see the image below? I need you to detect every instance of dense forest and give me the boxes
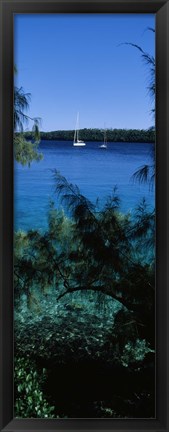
[23,127,155,143]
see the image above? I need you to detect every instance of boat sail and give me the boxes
[73,112,86,146]
[99,126,107,149]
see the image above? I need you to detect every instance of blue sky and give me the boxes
[14,14,155,131]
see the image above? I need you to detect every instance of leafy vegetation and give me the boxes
[14,70,43,166]
[123,33,155,115]
[14,357,55,418]
[124,29,155,185]
[14,172,155,418]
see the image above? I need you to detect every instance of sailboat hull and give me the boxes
[73,142,86,146]
[99,144,107,148]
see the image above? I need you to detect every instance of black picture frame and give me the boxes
[0,0,169,431]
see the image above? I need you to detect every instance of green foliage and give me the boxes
[14,135,43,167]
[14,357,55,418]
[14,86,31,131]
[124,30,156,185]
[14,173,155,349]
[14,175,155,418]
[121,339,154,368]
[23,127,155,143]
[132,163,155,188]
[123,40,155,113]
[14,86,41,141]
[14,79,42,165]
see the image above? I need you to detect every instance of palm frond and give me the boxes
[147,27,155,33]
[14,87,41,142]
[53,170,95,217]
[121,42,155,105]
[132,164,155,186]
[123,43,155,68]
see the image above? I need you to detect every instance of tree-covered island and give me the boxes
[23,128,155,143]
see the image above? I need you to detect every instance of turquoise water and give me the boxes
[14,140,155,231]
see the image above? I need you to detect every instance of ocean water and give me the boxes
[14,140,155,231]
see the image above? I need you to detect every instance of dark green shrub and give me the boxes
[14,357,55,418]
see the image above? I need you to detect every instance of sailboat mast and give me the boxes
[77,111,79,142]
[73,127,76,144]
[73,112,78,143]
[104,128,107,144]
[73,112,86,146]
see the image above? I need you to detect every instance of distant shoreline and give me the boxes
[23,128,155,144]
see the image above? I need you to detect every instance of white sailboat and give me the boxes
[99,127,107,149]
[73,112,86,146]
